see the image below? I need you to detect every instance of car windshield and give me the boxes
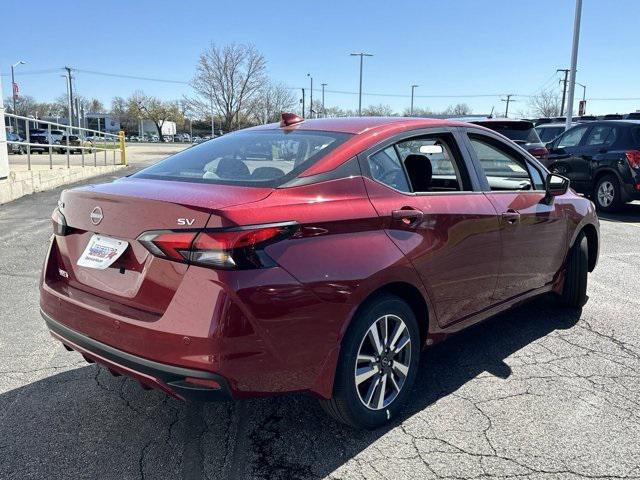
[134,129,352,186]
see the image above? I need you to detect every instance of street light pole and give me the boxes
[321,83,327,117]
[307,74,313,118]
[575,82,586,102]
[565,0,583,130]
[576,82,587,115]
[350,52,373,116]
[410,84,418,116]
[10,61,26,131]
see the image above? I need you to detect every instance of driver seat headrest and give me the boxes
[403,154,433,192]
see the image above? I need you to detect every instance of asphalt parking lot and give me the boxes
[1,163,640,479]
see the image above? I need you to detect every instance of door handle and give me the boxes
[501,209,520,225]
[392,208,424,225]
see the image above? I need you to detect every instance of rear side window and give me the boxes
[469,136,534,191]
[134,130,352,186]
[585,126,617,147]
[369,147,411,192]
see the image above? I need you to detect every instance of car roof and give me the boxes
[247,116,466,135]
[471,118,535,128]
[537,122,576,128]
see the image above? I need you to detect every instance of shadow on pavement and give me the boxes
[597,201,640,223]
[0,296,581,480]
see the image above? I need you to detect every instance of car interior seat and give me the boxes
[403,154,433,192]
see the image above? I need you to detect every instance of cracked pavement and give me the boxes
[1,164,640,479]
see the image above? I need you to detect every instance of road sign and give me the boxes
[578,100,586,116]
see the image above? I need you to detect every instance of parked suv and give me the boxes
[471,119,549,163]
[41,115,599,429]
[546,120,640,211]
[29,129,66,153]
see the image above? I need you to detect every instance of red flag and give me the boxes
[12,82,19,97]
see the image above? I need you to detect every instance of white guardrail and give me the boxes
[5,113,126,170]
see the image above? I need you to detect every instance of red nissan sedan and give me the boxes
[40,114,599,429]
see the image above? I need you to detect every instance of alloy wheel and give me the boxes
[354,314,412,410]
[597,180,615,207]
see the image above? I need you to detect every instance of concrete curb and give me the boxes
[0,164,127,205]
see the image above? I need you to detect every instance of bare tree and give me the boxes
[190,43,267,132]
[442,103,472,116]
[529,89,561,117]
[128,91,182,141]
[402,106,433,117]
[247,82,297,124]
[361,104,396,116]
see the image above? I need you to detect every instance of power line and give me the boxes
[73,68,190,85]
[0,68,62,77]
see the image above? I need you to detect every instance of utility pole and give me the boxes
[350,52,373,116]
[565,0,583,130]
[64,66,74,128]
[321,83,327,117]
[307,74,313,118]
[410,84,418,116]
[301,88,305,118]
[501,94,515,117]
[557,68,570,116]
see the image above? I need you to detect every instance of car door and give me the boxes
[547,124,590,192]
[360,129,502,327]
[577,124,619,191]
[465,131,568,301]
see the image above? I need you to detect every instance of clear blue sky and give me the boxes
[1,0,639,116]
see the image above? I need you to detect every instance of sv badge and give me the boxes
[177,218,196,226]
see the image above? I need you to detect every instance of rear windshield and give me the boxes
[536,126,565,143]
[134,129,352,186]
[478,122,541,144]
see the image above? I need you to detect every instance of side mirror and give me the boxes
[544,173,569,202]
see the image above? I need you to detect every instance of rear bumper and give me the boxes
[42,309,233,402]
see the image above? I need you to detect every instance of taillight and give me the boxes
[51,208,67,236]
[529,147,549,160]
[137,223,297,270]
[625,150,640,169]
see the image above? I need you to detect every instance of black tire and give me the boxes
[560,233,588,308]
[319,294,420,429]
[594,174,623,212]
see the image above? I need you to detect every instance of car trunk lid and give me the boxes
[51,178,272,314]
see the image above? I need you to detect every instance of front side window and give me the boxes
[557,126,588,148]
[585,126,617,147]
[133,130,352,186]
[368,135,470,193]
[469,136,534,191]
[395,136,469,192]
